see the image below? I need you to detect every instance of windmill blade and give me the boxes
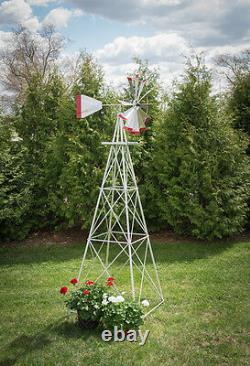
[118,99,133,106]
[138,87,154,103]
[127,76,134,97]
[138,107,150,126]
[137,79,146,100]
[76,95,102,119]
[134,75,140,101]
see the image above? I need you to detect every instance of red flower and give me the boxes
[107,281,113,287]
[70,278,78,285]
[85,280,94,286]
[83,290,90,295]
[60,286,68,295]
[107,277,114,282]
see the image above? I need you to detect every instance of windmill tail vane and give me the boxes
[74,74,163,317]
[75,74,151,135]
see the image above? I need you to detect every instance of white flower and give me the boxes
[121,291,126,295]
[142,299,150,307]
[103,293,108,299]
[102,299,109,305]
[107,295,125,304]
[116,295,125,303]
[94,304,99,309]
[108,296,117,303]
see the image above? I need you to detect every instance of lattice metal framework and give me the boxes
[77,114,164,316]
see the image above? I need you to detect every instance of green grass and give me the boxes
[0,240,249,365]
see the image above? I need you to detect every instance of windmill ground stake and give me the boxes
[76,75,164,316]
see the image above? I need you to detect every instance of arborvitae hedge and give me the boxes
[0,57,249,241]
[151,59,249,239]
[0,114,32,240]
[45,54,116,229]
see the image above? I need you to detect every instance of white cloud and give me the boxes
[70,0,250,46]
[0,0,32,24]
[0,1,83,31]
[94,32,249,91]
[101,61,183,90]
[94,33,190,89]
[95,33,189,65]
[0,0,40,31]
[42,7,83,28]
[0,31,12,49]
[27,0,59,5]
[99,59,189,93]
[22,16,41,32]
[141,0,182,4]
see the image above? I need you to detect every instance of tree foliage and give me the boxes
[0,34,249,241]
[0,26,63,102]
[216,49,250,139]
[44,53,116,228]
[122,59,163,229]
[152,58,249,239]
[229,71,250,138]
[0,112,32,240]
[14,73,66,230]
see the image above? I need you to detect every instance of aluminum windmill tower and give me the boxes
[76,75,164,316]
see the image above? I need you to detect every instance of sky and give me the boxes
[0,0,249,89]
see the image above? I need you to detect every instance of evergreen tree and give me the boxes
[216,49,250,227]
[46,53,116,228]
[216,49,250,149]
[15,73,65,229]
[122,59,163,230]
[229,71,250,139]
[0,113,32,240]
[153,57,249,239]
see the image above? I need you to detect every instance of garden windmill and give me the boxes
[76,74,164,317]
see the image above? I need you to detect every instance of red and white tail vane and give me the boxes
[76,95,102,119]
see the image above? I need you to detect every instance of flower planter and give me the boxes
[60,278,146,332]
[77,311,99,329]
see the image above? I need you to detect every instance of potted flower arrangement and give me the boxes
[101,294,144,332]
[60,277,149,331]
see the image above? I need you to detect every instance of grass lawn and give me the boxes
[0,239,249,365]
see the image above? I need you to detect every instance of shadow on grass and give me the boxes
[0,317,100,366]
[0,240,236,267]
[0,333,51,366]
[52,317,100,341]
[0,243,82,266]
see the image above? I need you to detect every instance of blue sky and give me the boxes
[0,0,155,53]
[0,0,249,87]
[62,15,155,54]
